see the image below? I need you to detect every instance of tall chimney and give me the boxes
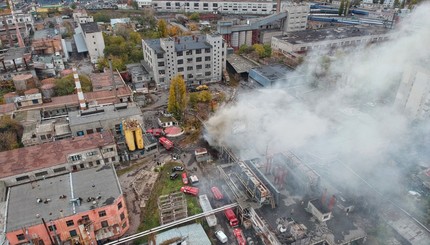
[72,67,87,110]
[108,58,118,103]
[328,195,336,211]
[276,0,281,14]
[321,188,327,205]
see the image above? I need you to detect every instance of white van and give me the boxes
[215,230,228,244]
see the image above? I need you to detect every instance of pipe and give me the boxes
[41,218,55,245]
[12,59,17,72]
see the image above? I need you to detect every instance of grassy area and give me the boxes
[136,162,203,244]
[116,159,148,177]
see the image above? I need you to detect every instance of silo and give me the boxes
[13,74,35,91]
[135,126,144,150]
[41,83,56,99]
[231,32,239,48]
[41,78,56,86]
[122,120,136,152]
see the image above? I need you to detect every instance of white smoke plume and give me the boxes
[205,3,430,196]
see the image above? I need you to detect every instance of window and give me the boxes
[177,59,183,64]
[196,57,202,62]
[118,201,123,210]
[205,56,211,61]
[157,54,163,59]
[69,230,77,237]
[77,131,84,136]
[16,175,29,182]
[40,135,46,140]
[111,157,116,162]
[105,147,114,152]
[89,162,94,167]
[177,51,183,56]
[196,65,202,70]
[178,67,184,72]
[70,155,82,162]
[205,64,211,69]
[120,212,125,221]
[101,220,109,227]
[32,99,39,104]
[79,163,85,169]
[66,220,74,227]
[196,49,201,54]
[187,66,193,71]
[96,160,101,165]
[205,71,212,76]
[82,215,89,221]
[48,224,57,231]
[17,234,25,241]
[205,48,210,53]
[175,2,180,6]
[158,62,165,67]
[203,3,208,7]
[194,3,198,7]
[187,58,193,63]
[86,129,94,134]
[35,171,48,177]
[96,127,103,132]
[166,2,170,6]
[54,167,66,173]
[99,210,107,217]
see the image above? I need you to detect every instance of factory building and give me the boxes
[271,26,390,55]
[0,131,119,186]
[74,22,105,64]
[4,165,129,245]
[217,3,310,50]
[142,34,226,88]
[248,64,293,87]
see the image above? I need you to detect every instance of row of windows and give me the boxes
[15,166,67,182]
[162,2,274,8]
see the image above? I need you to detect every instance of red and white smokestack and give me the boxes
[322,188,327,205]
[73,67,87,110]
[328,195,336,211]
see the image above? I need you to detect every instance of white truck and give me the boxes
[198,194,217,227]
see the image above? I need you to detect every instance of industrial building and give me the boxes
[394,65,430,120]
[90,70,126,92]
[151,223,211,245]
[68,103,143,137]
[271,26,390,55]
[217,3,310,50]
[248,64,293,87]
[0,131,119,186]
[126,62,153,94]
[142,34,226,88]
[74,22,105,64]
[4,165,129,245]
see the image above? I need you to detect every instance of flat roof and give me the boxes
[0,131,115,179]
[250,64,293,83]
[274,26,389,45]
[155,223,211,245]
[90,72,124,89]
[144,35,212,54]
[227,54,258,74]
[68,104,141,126]
[6,165,122,232]
[80,22,100,33]
[33,28,58,39]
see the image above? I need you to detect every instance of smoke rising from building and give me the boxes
[205,3,430,197]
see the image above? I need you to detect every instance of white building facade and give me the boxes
[80,22,105,63]
[280,3,310,32]
[152,0,278,15]
[136,0,153,8]
[142,34,226,88]
[394,66,430,120]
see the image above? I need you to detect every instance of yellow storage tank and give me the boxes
[135,127,144,150]
[123,121,136,151]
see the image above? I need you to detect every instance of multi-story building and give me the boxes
[136,0,152,8]
[142,34,226,88]
[271,26,390,55]
[75,22,105,63]
[4,165,129,245]
[152,0,278,15]
[0,131,119,186]
[280,3,309,32]
[394,65,430,120]
[0,12,33,47]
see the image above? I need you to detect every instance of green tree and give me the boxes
[157,19,168,38]
[93,12,111,23]
[97,56,126,72]
[394,0,400,7]
[198,90,212,103]
[339,0,345,16]
[188,92,199,109]
[54,74,92,96]
[263,44,272,58]
[189,13,200,21]
[132,0,139,10]
[70,3,77,10]
[167,75,187,120]
[238,44,250,54]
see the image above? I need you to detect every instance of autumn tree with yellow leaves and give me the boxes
[167,75,188,120]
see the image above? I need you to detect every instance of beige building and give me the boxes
[75,22,105,63]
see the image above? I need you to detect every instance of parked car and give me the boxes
[170,173,179,180]
[172,166,184,172]
[182,172,188,185]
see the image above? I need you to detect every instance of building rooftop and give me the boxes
[154,223,211,245]
[275,26,389,45]
[90,72,124,90]
[250,64,293,86]
[0,131,115,179]
[3,47,29,61]
[227,54,258,74]
[68,103,142,127]
[33,28,58,40]
[158,116,177,123]
[81,22,100,33]
[74,33,88,53]
[6,165,122,232]
[144,35,212,54]
[0,104,15,115]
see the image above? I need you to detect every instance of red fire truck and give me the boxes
[211,186,224,200]
[182,172,188,185]
[159,137,173,150]
[224,208,239,227]
[180,186,199,196]
[233,228,246,245]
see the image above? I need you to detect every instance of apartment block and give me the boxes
[142,34,226,88]
[5,165,129,245]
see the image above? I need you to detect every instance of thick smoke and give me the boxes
[205,3,430,196]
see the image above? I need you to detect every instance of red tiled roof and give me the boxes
[3,92,17,99]
[0,103,16,114]
[41,78,56,85]
[0,131,115,179]
[24,88,40,95]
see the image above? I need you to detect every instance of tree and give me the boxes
[198,90,212,103]
[379,0,385,4]
[0,116,23,152]
[263,44,272,58]
[168,25,181,37]
[344,0,350,16]
[70,3,77,10]
[54,74,92,96]
[238,44,249,54]
[253,44,265,58]
[189,13,200,21]
[157,19,168,38]
[394,0,401,7]
[339,0,345,16]
[93,12,111,23]
[167,75,187,120]
[132,0,139,10]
